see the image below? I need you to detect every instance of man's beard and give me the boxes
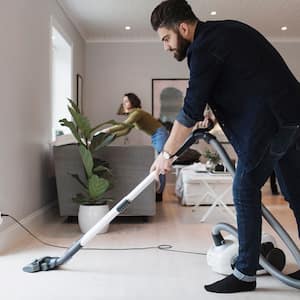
[172,33,190,61]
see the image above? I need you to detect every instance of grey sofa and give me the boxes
[53,144,156,217]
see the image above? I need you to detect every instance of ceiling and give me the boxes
[57,0,300,42]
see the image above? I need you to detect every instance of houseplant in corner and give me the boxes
[59,99,131,233]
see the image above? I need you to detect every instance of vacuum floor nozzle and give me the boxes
[23,256,59,273]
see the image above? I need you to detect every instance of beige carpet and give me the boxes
[0,184,299,300]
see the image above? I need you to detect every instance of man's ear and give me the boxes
[178,22,189,38]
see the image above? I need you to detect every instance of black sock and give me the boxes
[204,274,256,293]
[288,270,300,279]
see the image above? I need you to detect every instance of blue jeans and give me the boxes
[233,125,300,282]
[151,127,169,194]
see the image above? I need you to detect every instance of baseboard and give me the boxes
[0,202,56,254]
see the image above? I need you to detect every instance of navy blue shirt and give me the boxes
[177,20,300,171]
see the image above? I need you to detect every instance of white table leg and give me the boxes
[199,180,235,222]
[200,200,220,222]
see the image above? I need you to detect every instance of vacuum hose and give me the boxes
[211,223,300,289]
[176,127,300,289]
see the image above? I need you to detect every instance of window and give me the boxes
[51,22,73,141]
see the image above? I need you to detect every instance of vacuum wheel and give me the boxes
[261,242,286,272]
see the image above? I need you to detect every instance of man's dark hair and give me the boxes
[124,93,142,108]
[151,0,198,31]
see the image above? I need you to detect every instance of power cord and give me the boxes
[1,213,207,256]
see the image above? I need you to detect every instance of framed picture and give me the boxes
[152,78,188,123]
[76,74,83,113]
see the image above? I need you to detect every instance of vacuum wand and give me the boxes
[23,120,217,273]
[23,171,157,273]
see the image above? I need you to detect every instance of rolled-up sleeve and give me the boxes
[176,108,197,128]
[176,44,224,127]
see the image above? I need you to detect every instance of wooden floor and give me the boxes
[0,183,299,300]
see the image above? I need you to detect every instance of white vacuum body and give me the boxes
[207,233,277,275]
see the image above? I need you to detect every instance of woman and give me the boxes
[102,93,169,201]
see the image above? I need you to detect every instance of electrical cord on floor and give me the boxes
[1,213,207,256]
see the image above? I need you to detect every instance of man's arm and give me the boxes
[163,120,193,155]
[150,40,224,178]
[150,120,193,176]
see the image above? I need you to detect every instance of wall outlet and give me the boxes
[0,212,3,225]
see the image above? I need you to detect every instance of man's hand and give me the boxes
[150,153,174,181]
[196,115,215,129]
[149,120,193,181]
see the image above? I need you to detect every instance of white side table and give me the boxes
[172,164,188,176]
[180,169,235,222]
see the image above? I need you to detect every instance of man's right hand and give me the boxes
[149,120,193,181]
[150,152,174,182]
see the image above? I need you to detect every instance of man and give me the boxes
[150,0,300,294]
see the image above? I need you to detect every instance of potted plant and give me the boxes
[59,99,130,233]
[203,149,221,172]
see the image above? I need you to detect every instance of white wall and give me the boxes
[273,41,300,81]
[0,0,85,231]
[84,42,189,145]
[84,40,300,146]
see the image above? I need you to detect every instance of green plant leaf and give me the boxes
[93,160,114,189]
[68,106,91,139]
[79,145,94,177]
[204,149,220,164]
[69,173,88,190]
[94,169,113,190]
[94,157,109,167]
[93,197,114,205]
[72,193,91,205]
[93,165,112,175]
[88,175,109,199]
[67,98,80,114]
[72,193,113,205]
[59,118,83,145]
[90,132,116,152]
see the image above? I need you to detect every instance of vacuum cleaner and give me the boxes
[23,126,300,289]
[178,128,300,289]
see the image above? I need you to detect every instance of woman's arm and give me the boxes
[101,123,132,136]
[99,109,143,138]
[101,110,142,135]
